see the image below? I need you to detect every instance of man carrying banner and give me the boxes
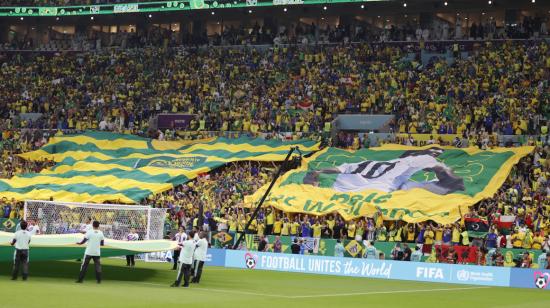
[11,220,31,281]
[191,232,208,284]
[171,231,196,288]
[76,221,104,284]
[303,148,465,195]
[172,226,187,270]
[125,228,139,267]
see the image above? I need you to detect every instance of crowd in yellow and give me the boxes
[0,41,549,270]
[1,42,548,139]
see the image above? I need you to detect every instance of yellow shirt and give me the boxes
[347,224,356,238]
[326,219,335,231]
[435,228,443,242]
[281,222,289,236]
[424,230,435,245]
[394,227,402,242]
[237,219,246,232]
[257,224,265,236]
[461,231,470,246]
[512,233,524,248]
[266,213,274,225]
[290,222,300,235]
[522,234,533,249]
[249,219,257,232]
[375,215,384,228]
[452,228,460,243]
[312,224,322,238]
[407,229,415,242]
[273,220,282,234]
[532,236,543,250]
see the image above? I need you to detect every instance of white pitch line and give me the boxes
[193,287,288,298]
[135,282,287,298]
[136,281,489,299]
[289,286,490,299]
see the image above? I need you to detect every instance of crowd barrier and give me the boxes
[5,126,547,147]
[205,248,550,290]
[211,232,547,267]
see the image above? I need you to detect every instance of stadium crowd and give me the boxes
[0,38,549,267]
[3,126,550,267]
[1,41,549,138]
[147,145,549,269]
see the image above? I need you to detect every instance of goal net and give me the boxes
[24,200,168,261]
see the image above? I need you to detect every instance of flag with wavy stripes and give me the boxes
[0,131,319,204]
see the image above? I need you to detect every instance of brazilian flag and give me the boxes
[0,131,319,204]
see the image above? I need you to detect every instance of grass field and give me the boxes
[0,259,549,308]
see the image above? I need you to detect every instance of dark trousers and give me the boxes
[172,250,180,269]
[77,255,101,283]
[174,262,191,287]
[266,224,273,236]
[192,260,204,283]
[12,249,29,280]
[126,255,135,266]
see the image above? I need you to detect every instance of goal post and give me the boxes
[23,200,168,262]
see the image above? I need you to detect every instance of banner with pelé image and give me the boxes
[246,145,533,224]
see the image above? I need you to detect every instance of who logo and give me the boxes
[456,270,470,281]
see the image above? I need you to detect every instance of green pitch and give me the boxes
[0,259,548,308]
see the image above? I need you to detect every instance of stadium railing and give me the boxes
[1,37,548,53]
[211,232,547,268]
[3,127,547,147]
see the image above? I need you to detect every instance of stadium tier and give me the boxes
[2,0,377,16]
[0,0,549,303]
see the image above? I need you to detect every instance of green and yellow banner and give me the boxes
[0,131,319,204]
[247,145,533,224]
[0,231,177,262]
[0,218,19,232]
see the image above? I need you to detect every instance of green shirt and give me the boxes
[365,246,377,259]
[411,250,423,262]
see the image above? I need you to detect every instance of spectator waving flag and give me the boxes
[464,217,489,237]
[496,215,516,234]
[297,98,314,111]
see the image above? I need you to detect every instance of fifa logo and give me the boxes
[416,267,444,279]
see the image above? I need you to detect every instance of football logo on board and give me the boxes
[534,272,549,289]
[244,252,257,269]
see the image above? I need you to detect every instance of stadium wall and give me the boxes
[206,249,550,290]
